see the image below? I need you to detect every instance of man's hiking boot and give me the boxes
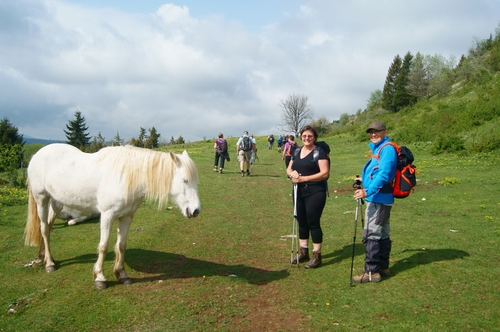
[304,251,322,269]
[219,168,223,174]
[352,271,381,284]
[380,268,390,277]
[213,167,218,172]
[241,170,245,177]
[246,169,250,176]
[291,246,309,264]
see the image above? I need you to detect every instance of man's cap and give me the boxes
[243,131,249,135]
[366,121,387,133]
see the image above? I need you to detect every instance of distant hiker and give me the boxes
[353,121,397,283]
[250,134,256,164]
[236,131,256,176]
[213,132,229,174]
[267,134,275,149]
[282,135,298,173]
[287,125,329,269]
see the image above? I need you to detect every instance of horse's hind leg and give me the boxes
[38,203,56,272]
[114,215,133,285]
[93,212,114,289]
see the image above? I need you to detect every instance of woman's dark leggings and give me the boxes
[214,151,225,168]
[295,190,326,243]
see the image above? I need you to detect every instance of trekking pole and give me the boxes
[350,175,364,285]
[290,184,299,267]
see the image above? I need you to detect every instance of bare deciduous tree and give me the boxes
[279,93,314,134]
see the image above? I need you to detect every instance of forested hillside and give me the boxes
[328,25,500,154]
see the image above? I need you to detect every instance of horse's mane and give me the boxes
[93,145,197,209]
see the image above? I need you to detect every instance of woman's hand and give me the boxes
[290,170,301,183]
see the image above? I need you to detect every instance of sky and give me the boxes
[1,0,499,142]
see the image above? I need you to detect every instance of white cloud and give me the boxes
[0,0,499,142]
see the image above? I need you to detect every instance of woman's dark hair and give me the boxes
[300,125,318,141]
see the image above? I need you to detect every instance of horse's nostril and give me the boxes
[185,208,200,218]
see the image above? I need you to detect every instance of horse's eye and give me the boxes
[183,179,188,184]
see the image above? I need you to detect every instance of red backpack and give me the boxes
[374,142,417,198]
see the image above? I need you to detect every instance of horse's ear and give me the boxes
[169,151,181,167]
[182,150,189,157]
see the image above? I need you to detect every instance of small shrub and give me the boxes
[430,134,465,155]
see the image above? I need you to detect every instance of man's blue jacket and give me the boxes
[361,136,398,204]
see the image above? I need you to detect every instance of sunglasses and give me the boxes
[301,135,314,139]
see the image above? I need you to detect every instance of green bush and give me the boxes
[430,134,465,155]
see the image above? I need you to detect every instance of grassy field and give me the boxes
[1,135,499,331]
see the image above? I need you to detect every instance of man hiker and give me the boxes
[353,121,397,283]
[236,131,256,176]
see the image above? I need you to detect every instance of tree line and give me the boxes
[64,110,185,151]
[0,112,186,186]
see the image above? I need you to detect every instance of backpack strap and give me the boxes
[293,145,301,158]
[371,142,398,194]
[372,142,399,160]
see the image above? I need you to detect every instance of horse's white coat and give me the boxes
[25,144,200,288]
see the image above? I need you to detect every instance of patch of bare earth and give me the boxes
[231,282,311,332]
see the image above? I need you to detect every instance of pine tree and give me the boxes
[381,55,402,112]
[64,111,91,149]
[111,131,124,146]
[0,117,24,146]
[88,132,106,152]
[144,127,160,149]
[393,51,414,111]
[407,52,429,100]
[176,135,185,144]
[0,117,25,176]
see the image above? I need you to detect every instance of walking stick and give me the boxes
[290,184,299,267]
[350,176,364,285]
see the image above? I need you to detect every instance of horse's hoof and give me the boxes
[119,277,133,285]
[45,266,56,273]
[95,281,107,289]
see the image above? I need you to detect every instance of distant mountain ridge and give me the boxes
[24,137,65,145]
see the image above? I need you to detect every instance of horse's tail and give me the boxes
[24,184,42,247]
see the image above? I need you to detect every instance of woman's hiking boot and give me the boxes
[304,251,322,269]
[291,246,309,264]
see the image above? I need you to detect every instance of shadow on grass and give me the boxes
[391,248,470,276]
[320,245,470,276]
[321,243,365,267]
[124,248,289,285]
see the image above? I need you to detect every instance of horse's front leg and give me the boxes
[114,215,133,285]
[37,204,56,272]
[93,212,114,289]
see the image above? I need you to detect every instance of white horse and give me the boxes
[49,203,99,225]
[25,144,200,289]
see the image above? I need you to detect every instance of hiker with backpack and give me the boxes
[267,134,275,149]
[282,135,298,174]
[213,132,229,174]
[287,125,329,269]
[236,131,256,176]
[352,121,398,284]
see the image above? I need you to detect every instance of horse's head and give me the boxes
[169,150,200,218]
